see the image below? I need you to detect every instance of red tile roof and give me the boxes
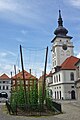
[61,56,79,70]
[0,73,10,80]
[46,72,53,77]
[12,70,37,80]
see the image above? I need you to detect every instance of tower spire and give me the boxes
[58,10,63,26]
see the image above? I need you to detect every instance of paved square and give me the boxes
[0,101,80,120]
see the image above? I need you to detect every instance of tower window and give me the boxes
[70,72,74,81]
[54,76,55,83]
[55,60,56,65]
[53,62,54,67]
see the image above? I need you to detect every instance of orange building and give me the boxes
[11,70,38,91]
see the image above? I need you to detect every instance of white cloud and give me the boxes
[77,52,80,58]
[0,52,7,57]
[0,0,18,12]
[0,0,50,27]
[7,51,16,56]
[0,50,16,58]
[67,0,80,8]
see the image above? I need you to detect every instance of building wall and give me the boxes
[46,70,76,100]
[76,82,80,102]
[0,79,11,98]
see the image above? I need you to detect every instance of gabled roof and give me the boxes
[12,70,37,80]
[61,56,79,70]
[0,73,10,80]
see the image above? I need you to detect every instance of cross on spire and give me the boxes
[58,10,63,26]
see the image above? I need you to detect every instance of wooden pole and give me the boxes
[20,45,27,104]
[14,65,17,91]
[42,46,48,104]
[14,65,17,115]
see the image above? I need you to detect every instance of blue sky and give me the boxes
[0,0,80,77]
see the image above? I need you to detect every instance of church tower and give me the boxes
[51,10,74,72]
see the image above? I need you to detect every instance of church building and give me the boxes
[46,10,80,100]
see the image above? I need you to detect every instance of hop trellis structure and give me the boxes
[8,45,61,116]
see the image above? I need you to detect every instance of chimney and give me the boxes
[29,69,31,74]
[10,72,12,78]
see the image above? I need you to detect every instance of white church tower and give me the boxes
[46,10,79,100]
[51,10,74,72]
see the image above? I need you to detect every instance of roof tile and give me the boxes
[0,73,10,80]
[12,70,37,80]
[61,56,79,70]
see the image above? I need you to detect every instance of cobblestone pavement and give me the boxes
[0,101,80,120]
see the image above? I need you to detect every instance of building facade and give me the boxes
[12,70,38,91]
[75,60,80,102]
[46,10,80,100]
[0,73,11,101]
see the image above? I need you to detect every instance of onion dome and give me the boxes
[54,10,68,36]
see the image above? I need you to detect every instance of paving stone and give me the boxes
[0,101,80,120]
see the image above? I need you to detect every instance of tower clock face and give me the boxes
[62,44,67,50]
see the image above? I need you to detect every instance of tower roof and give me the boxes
[54,10,68,36]
[51,10,72,43]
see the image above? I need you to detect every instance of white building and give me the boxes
[46,10,80,100]
[75,60,80,102]
[0,73,11,101]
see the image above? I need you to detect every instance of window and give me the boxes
[71,86,74,88]
[56,75,58,82]
[70,72,74,81]
[3,81,5,83]
[60,91,61,99]
[51,76,53,83]
[0,86,1,90]
[59,74,60,81]
[3,86,5,90]
[6,86,8,90]
[54,76,55,83]
[49,89,53,97]
[55,60,56,65]
[55,91,56,99]
[53,62,54,67]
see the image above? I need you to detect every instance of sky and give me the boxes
[0,0,80,77]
